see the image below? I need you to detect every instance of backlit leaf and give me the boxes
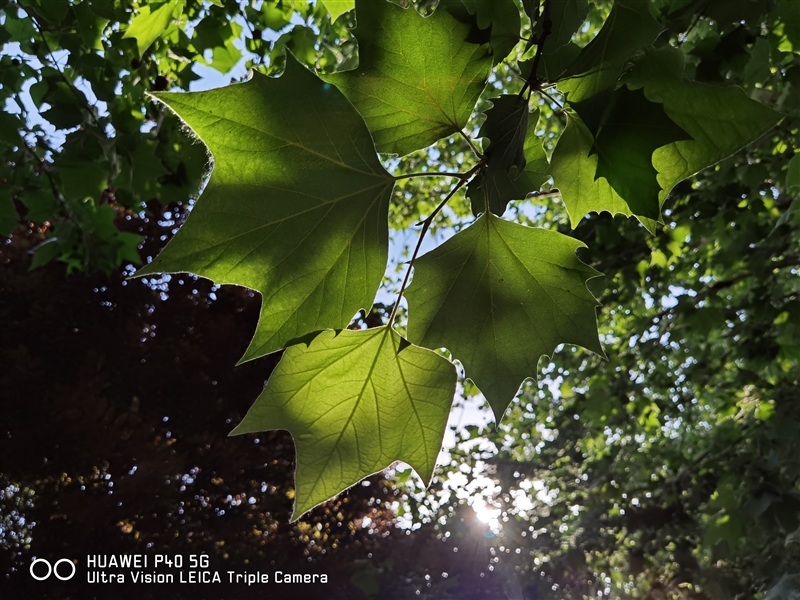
[548,112,632,227]
[406,213,603,420]
[477,94,529,174]
[558,0,662,102]
[570,85,692,219]
[468,111,549,216]
[230,326,457,520]
[625,45,784,205]
[136,56,395,362]
[320,0,354,22]
[123,0,181,56]
[534,0,589,52]
[440,0,522,65]
[324,0,492,156]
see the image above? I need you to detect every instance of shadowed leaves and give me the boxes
[406,213,603,420]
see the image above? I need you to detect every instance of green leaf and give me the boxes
[323,0,492,156]
[531,41,582,82]
[787,153,800,194]
[123,0,181,56]
[21,190,59,223]
[535,0,589,52]
[320,0,354,22]
[468,110,549,216]
[203,22,243,74]
[30,238,60,270]
[477,94,529,174]
[136,56,395,362]
[625,45,784,205]
[440,0,522,65]
[548,112,633,227]
[406,213,603,420]
[230,326,457,520]
[570,85,692,219]
[558,0,662,102]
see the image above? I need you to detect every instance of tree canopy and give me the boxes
[1,0,798,599]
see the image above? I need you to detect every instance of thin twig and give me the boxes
[528,188,561,200]
[519,0,552,98]
[394,171,470,181]
[539,87,565,110]
[459,129,483,158]
[30,16,99,125]
[389,163,482,324]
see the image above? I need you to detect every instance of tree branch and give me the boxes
[519,0,552,98]
[389,161,483,324]
[394,171,470,181]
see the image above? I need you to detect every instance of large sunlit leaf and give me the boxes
[548,112,632,227]
[570,85,692,219]
[136,56,395,362]
[123,0,182,56]
[625,45,783,205]
[324,0,492,156]
[406,213,603,420]
[558,0,662,102]
[468,111,549,216]
[230,326,457,520]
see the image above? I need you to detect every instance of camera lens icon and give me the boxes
[30,558,76,581]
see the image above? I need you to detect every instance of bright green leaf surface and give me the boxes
[570,85,692,219]
[559,0,662,102]
[136,57,395,362]
[549,113,633,227]
[123,0,180,56]
[320,0,354,22]
[625,46,783,204]
[468,111,549,216]
[406,213,603,420]
[230,326,457,520]
[324,0,492,156]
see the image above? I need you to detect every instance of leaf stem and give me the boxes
[30,16,99,126]
[539,88,565,110]
[389,162,482,325]
[459,130,483,158]
[394,171,470,181]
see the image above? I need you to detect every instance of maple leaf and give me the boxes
[406,213,604,420]
[231,327,456,520]
[137,56,395,362]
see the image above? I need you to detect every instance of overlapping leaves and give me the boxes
[323,0,492,157]
[132,0,783,520]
